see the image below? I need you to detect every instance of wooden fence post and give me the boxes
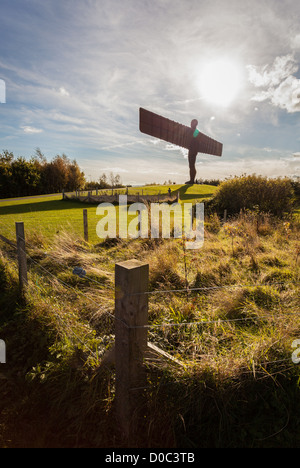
[224,209,227,223]
[83,209,88,242]
[115,259,149,441]
[15,222,28,294]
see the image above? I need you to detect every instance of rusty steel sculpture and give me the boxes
[139,107,223,184]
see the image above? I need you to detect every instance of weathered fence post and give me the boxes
[224,209,227,223]
[83,209,88,242]
[15,222,28,294]
[115,259,149,441]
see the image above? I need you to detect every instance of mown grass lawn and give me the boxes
[0,184,218,245]
[0,194,99,244]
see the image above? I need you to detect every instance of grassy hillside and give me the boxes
[0,198,299,447]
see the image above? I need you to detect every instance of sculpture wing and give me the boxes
[139,107,222,157]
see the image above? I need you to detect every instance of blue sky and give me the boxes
[0,0,299,185]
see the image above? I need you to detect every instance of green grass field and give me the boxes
[0,184,218,245]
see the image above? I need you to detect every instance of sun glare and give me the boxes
[199,59,242,107]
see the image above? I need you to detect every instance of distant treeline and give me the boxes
[0,149,85,198]
[144,178,222,186]
[85,172,124,191]
[0,149,124,198]
[197,178,221,186]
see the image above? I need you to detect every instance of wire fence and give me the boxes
[1,227,299,350]
[2,230,298,317]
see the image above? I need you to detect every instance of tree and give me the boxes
[0,150,14,197]
[108,172,123,188]
[109,172,115,187]
[68,160,85,190]
[0,149,87,197]
[99,173,109,189]
[33,147,47,164]
[10,157,41,197]
[43,154,70,193]
[114,174,122,187]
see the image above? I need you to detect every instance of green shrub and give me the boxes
[291,180,300,201]
[210,175,295,217]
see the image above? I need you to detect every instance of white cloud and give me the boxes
[291,34,300,50]
[101,140,144,151]
[247,54,300,113]
[271,75,300,112]
[100,166,129,173]
[21,126,43,134]
[58,87,70,97]
[248,55,297,88]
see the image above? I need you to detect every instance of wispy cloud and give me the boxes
[21,126,43,134]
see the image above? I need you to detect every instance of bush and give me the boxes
[210,175,295,217]
[291,180,300,201]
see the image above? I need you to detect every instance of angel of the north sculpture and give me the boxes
[139,107,223,184]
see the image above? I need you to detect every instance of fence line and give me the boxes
[0,226,298,332]
[0,233,17,248]
[8,242,300,331]
[11,236,300,331]
[130,281,297,296]
[5,228,296,298]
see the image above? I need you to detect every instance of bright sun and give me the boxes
[199,59,242,107]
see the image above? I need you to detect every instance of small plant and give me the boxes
[205,213,221,233]
[224,224,241,256]
[295,245,300,265]
[283,221,291,237]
